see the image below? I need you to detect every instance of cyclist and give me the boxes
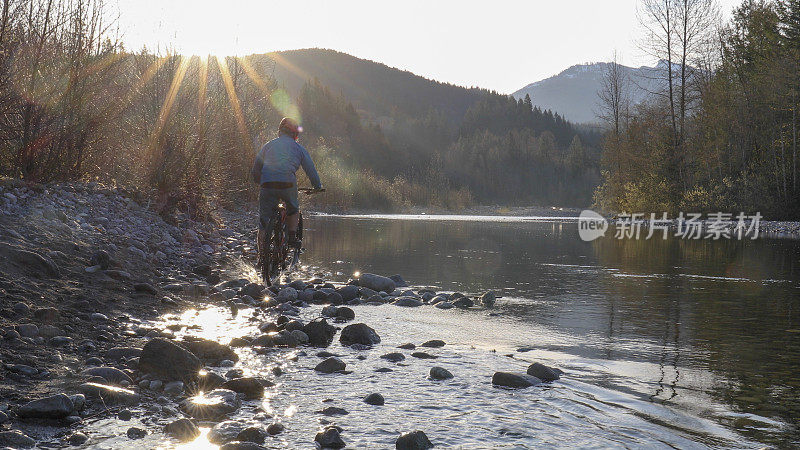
[252,117,322,250]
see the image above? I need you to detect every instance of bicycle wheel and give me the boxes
[288,212,303,270]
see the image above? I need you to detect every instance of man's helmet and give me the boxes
[278,117,302,140]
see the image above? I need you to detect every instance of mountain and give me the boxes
[511,62,666,124]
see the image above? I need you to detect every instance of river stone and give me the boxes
[106,346,142,360]
[380,352,406,362]
[219,442,267,450]
[340,323,380,346]
[393,297,423,307]
[237,426,267,443]
[90,250,111,269]
[3,246,60,278]
[452,298,474,308]
[315,357,346,373]
[17,394,74,419]
[208,420,248,445]
[396,430,433,449]
[357,273,396,293]
[17,323,38,338]
[303,319,337,347]
[181,389,241,420]
[480,291,496,307]
[127,427,147,439]
[319,406,349,416]
[290,329,309,344]
[411,352,437,359]
[81,367,133,385]
[0,430,35,448]
[491,372,542,388]
[363,393,385,405]
[181,337,239,364]
[398,343,416,350]
[434,302,454,309]
[336,306,355,320]
[164,381,185,395]
[315,426,345,449]
[79,383,140,404]
[164,418,201,441]
[133,282,158,295]
[421,340,445,348]
[389,274,409,287]
[198,371,227,391]
[221,377,265,399]
[336,285,359,302]
[67,431,89,446]
[430,367,454,380]
[139,338,202,381]
[266,423,285,435]
[321,305,338,317]
[526,362,561,382]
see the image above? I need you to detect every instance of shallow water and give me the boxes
[87,214,800,448]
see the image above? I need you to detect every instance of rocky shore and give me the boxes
[0,180,563,449]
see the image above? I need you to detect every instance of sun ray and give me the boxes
[146,55,191,158]
[236,55,270,97]
[215,55,250,148]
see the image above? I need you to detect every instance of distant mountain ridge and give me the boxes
[512,61,667,124]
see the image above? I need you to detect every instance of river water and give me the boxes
[88,214,800,448]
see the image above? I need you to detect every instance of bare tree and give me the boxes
[598,51,630,136]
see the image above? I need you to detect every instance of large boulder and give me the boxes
[340,323,380,346]
[480,291,496,307]
[429,367,453,380]
[181,337,239,364]
[180,389,241,420]
[315,426,345,449]
[138,338,202,381]
[336,285,359,302]
[526,362,561,382]
[491,372,542,388]
[356,273,395,293]
[302,319,337,347]
[396,430,433,449]
[17,394,74,419]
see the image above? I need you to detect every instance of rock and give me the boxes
[79,383,140,404]
[81,367,133,385]
[314,357,346,374]
[396,430,433,449]
[339,323,380,346]
[221,377,265,399]
[480,291,496,307]
[335,306,355,320]
[357,273,396,293]
[526,362,561,382]
[90,250,111,269]
[0,430,35,448]
[290,329,309,344]
[434,302,454,309]
[0,411,7,424]
[6,364,37,376]
[363,393,385,405]
[164,380,185,395]
[138,338,202,381]
[393,297,423,307]
[104,269,132,281]
[321,305,338,317]
[3,245,60,277]
[198,370,227,391]
[34,307,60,322]
[266,422,284,435]
[491,372,542,388]
[69,394,85,411]
[276,287,298,303]
[389,274,409,287]
[411,352,437,359]
[421,340,445,348]
[127,427,147,439]
[181,337,239,364]
[315,426,345,449]
[118,409,132,420]
[398,343,416,350]
[89,312,108,322]
[150,379,163,391]
[133,282,158,295]
[336,285,359,302]
[50,335,73,346]
[429,367,453,380]
[106,346,142,360]
[164,418,201,441]
[17,323,38,338]
[219,442,267,450]
[17,394,74,419]
[67,431,89,446]
[180,389,241,419]
[303,319,337,347]
[209,420,247,445]
[237,426,267,443]
[319,406,349,416]
[380,352,406,363]
[452,298,474,308]
[12,301,30,315]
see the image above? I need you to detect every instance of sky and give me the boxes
[113,0,742,94]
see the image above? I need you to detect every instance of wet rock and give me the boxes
[198,370,227,391]
[339,323,380,346]
[449,292,466,300]
[222,377,265,399]
[315,425,345,449]
[336,285,359,302]
[182,337,239,364]
[396,430,433,449]
[219,442,267,450]
[375,367,394,373]
[164,381,185,395]
[164,418,201,441]
[357,273,396,293]
[393,297,423,307]
[321,305,338,317]
[452,298,474,308]
[335,306,355,321]
[229,337,250,347]
[434,302,454,309]
[17,393,74,419]
[106,346,142,360]
[69,394,85,411]
[139,338,202,381]
[237,426,267,443]
[118,409,132,421]
[127,427,147,439]
[133,282,158,295]
[380,352,406,363]
[429,367,453,380]
[180,389,241,420]
[79,382,140,404]
[81,367,133,385]
[239,283,264,298]
[302,319,337,347]
[266,422,284,435]
[491,372,542,388]
[318,406,349,416]
[314,357,346,374]
[389,274,409,287]
[421,340,445,348]
[526,362,561,382]
[363,393,385,405]
[0,430,35,448]
[411,352,437,359]
[480,290,496,307]
[276,287,298,303]
[67,431,89,446]
[209,420,247,445]
[398,343,416,350]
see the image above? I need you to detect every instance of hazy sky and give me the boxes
[114,0,742,94]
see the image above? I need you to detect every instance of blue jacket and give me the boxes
[251,134,322,188]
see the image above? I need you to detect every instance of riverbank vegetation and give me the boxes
[595,0,800,219]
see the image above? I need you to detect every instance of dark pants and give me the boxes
[258,184,299,230]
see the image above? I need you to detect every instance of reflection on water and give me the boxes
[299,215,800,446]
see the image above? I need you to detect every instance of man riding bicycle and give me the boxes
[251,117,322,250]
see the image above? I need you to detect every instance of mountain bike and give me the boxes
[257,187,324,286]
